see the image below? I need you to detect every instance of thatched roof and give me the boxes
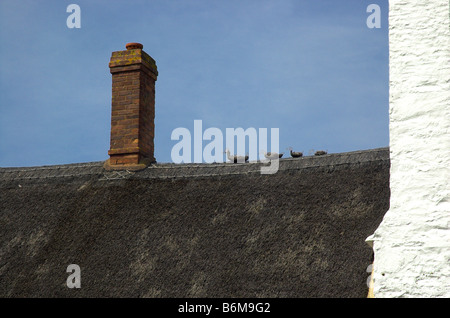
[0,148,389,297]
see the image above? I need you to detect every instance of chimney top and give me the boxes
[126,42,143,50]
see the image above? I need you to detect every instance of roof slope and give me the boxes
[0,148,389,297]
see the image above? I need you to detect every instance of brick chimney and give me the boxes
[105,42,158,170]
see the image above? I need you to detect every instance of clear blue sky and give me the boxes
[0,0,389,167]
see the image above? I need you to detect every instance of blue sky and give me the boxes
[0,0,389,167]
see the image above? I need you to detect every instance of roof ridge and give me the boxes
[0,148,389,182]
[144,147,389,168]
[0,161,104,171]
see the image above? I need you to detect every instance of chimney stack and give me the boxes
[105,42,158,170]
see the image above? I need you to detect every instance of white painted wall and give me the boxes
[367,0,450,297]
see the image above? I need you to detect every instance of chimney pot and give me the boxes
[126,42,143,50]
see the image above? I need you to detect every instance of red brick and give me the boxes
[108,43,157,168]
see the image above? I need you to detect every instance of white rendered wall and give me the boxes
[368,0,450,297]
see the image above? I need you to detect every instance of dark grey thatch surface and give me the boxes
[0,148,389,297]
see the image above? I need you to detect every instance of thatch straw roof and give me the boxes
[0,148,389,297]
